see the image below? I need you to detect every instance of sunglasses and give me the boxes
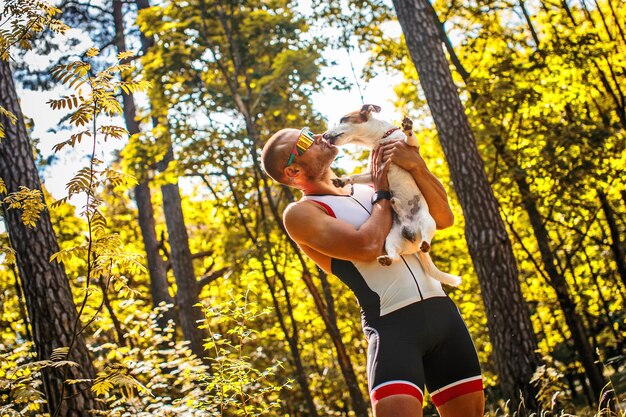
[286,128,315,167]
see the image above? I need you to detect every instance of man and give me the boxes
[261,127,484,417]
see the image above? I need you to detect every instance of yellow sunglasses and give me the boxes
[286,128,315,167]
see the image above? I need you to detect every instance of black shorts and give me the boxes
[363,296,483,406]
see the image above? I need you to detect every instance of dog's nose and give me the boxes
[322,132,331,140]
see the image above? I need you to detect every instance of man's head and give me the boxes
[261,128,338,186]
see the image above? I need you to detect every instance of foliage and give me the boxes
[1,186,45,228]
[0,0,68,60]
[0,344,78,416]
[198,290,290,416]
[3,0,626,416]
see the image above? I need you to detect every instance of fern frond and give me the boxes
[91,375,114,396]
[117,50,136,61]
[118,80,151,95]
[66,167,94,197]
[0,177,6,194]
[50,61,90,89]
[50,360,79,369]
[0,105,17,124]
[47,94,82,111]
[68,103,94,127]
[99,125,128,142]
[90,209,107,239]
[50,347,69,362]
[1,246,16,266]
[2,186,45,227]
[51,130,92,153]
[102,167,137,188]
[85,47,99,57]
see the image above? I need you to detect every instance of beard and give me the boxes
[302,147,339,182]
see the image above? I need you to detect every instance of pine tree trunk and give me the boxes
[134,181,176,325]
[0,59,102,416]
[160,178,207,357]
[135,0,207,357]
[433,5,609,400]
[113,0,175,329]
[598,189,626,288]
[392,0,542,407]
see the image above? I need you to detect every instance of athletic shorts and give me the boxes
[363,296,483,407]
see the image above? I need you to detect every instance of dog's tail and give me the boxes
[417,251,462,287]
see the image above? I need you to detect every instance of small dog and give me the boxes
[323,104,461,287]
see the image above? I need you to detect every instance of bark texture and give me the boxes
[0,59,102,416]
[113,0,175,329]
[432,10,609,402]
[392,0,542,407]
[135,0,207,357]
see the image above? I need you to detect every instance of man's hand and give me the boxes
[379,140,426,175]
[379,140,454,229]
[371,144,391,191]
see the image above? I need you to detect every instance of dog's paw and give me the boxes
[377,255,393,266]
[401,115,414,133]
[332,178,348,188]
[419,241,431,252]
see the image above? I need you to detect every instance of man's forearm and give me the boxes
[409,165,454,228]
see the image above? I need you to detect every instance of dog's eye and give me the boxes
[339,117,348,124]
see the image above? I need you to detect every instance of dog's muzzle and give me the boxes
[322,131,342,144]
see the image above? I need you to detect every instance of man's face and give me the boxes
[284,130,339,175]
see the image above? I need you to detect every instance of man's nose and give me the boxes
[314,133,324,143]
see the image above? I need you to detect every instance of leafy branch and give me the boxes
[43,48,150,416]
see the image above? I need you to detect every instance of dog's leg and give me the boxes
[418,212,437,253]
[332,172,372,188]
[378,222,404,266]
[402,116,419,147]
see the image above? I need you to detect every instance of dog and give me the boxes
[323,104,461,287]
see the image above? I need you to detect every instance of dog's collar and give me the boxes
[381,127,400,139]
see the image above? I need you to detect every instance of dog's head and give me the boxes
[323,104,394,148]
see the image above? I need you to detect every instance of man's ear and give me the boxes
[360,104,381,115]
[284,165,300,180]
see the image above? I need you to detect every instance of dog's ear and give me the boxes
[360,104,382,116]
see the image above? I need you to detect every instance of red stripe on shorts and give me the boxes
[430,377,483,406]
[371,382,423,404]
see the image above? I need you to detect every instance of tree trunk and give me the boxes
[392,0,542,407]
[135,0,207,357]
[134,182,176,325]
[597,189,626,288]
[113,0,175,329]
[160,178,207,357]
[431,5,610,400]
[0,59,102,416]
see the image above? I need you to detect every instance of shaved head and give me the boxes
[261,128,299,185]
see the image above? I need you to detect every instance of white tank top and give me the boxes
[302,184,446,320]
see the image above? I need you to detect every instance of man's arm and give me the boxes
[284,145,393,264]
[283,198,392,263]
[381,140,454,229]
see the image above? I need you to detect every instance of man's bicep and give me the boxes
[284,204,362,260]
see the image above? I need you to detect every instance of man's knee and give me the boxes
[373,394,423,417]
[437,390,485,417]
